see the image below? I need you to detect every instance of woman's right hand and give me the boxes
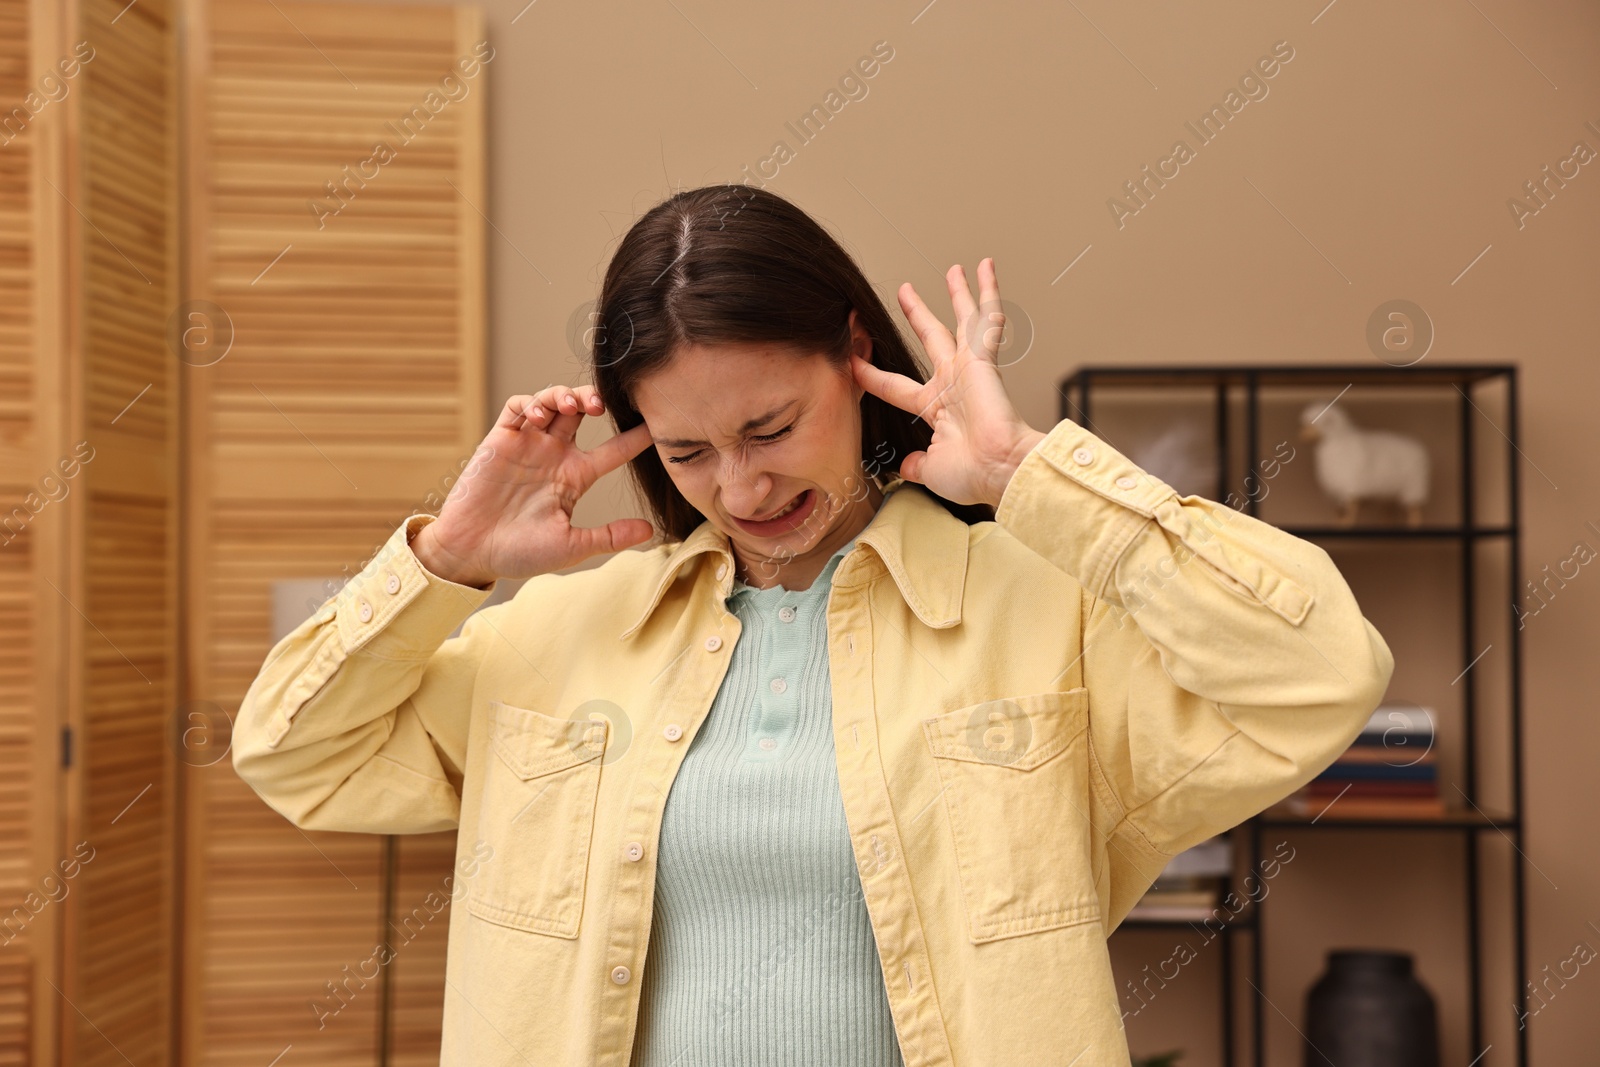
[409,385,657,587]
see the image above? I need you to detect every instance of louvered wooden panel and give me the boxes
[184,2,485,1062]
[0,523,34,1067]
[204,0,485,472]
[0,953,27,1067]
[0,9,34,1006]
[0,528,31,911]
[197,502,397,1065]
[389,831,458,1066]
[65,0,181,1062]
[201,723,385,1065]
[74,493,175,1066]
[0,0,28,444]
[4,1,61,1064]
[7,0,184,1058]
[0,2,35,976]
[83,0,174,443]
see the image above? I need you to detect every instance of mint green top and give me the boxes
[631,496,906,1066]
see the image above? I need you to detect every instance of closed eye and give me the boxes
[667,424,792,465]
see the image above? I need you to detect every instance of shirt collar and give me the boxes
[727,525,860,601]
[618,474,971,640]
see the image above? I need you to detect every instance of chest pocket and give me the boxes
[922,687,1101,943]
[466,700,606,939]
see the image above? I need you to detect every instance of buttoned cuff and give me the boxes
[332,514,499,657]
[994,419,1182,598]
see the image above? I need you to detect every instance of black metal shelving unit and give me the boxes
[1064,364,1527,1067]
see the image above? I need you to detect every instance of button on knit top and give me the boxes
[631,494,907,1067]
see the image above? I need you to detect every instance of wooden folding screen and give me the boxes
[4,0,181,1063]
[0,0,45,1062]
[181,2,485,1063]
[67,0,182,1062]
[0,2,52,1062]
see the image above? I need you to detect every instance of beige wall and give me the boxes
[402,0,1598,1060]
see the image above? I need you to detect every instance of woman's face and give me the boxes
[632,320,884,588]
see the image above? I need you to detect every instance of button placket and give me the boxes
[732,588,787,760]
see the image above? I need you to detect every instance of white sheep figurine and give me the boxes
[1298,401,1430,527]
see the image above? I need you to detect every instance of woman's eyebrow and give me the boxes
[652,401,797,449]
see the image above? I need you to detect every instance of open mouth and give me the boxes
[732,488,817,535]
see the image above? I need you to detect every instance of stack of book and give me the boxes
[1127,835,1230,921]
[1284,704,1445,818]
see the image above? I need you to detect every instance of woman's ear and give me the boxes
[842,355,863,405]
[847,308,872,364]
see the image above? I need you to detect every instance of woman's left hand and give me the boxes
[852,257,1046,508]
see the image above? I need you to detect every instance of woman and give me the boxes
[233,185,1394,1066]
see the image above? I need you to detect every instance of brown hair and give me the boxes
[587,183,996,542]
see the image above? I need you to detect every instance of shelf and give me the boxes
[1059,363,1514,389]
[1276,525,1514,541]
[1122,912,1257,930]
[1256,805,1517,831]
[1062,363,1527,1066]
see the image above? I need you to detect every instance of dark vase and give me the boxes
[1303,949,1439,1067]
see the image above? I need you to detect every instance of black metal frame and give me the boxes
[1062,364,1527,1067]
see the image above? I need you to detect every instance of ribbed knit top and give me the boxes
[630,505,907,1067]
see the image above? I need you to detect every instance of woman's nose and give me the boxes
[717,459,772,516]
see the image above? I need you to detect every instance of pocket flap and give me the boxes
[488,700,607,780]
[922,688,1087,771]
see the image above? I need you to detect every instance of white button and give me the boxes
[624,842,644,862]
[704,635,723,652]
[769,677,787,694]
[716,562,729,580]
[358,599,373,623]
[611,966,631,985]
[758,737,777,751]
[1072,447,1095,466]
[384,572,400,595]
[1115,475,1137,490]
[778,605,796,622]
[663,724,683,742]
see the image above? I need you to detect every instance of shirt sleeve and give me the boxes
[994,417,1396,866]
[231,513,501,834]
